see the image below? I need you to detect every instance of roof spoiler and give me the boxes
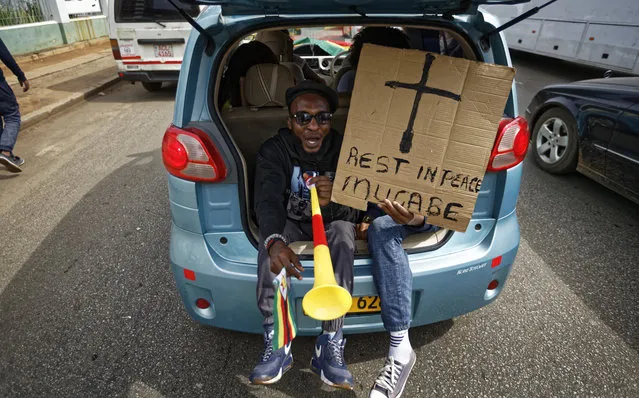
[166,0,216,56]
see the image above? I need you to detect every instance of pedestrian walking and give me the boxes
[0,38,29,173]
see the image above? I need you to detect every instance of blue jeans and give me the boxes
[368,215,439,331]
[0,79,21,153]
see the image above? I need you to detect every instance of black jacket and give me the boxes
[254,128,360,241]
[0,39,25,83]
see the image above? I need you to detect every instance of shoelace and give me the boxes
[374,357,401,392]
[327,338,345,366]
[260,336,274,362]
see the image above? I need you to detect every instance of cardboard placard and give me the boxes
[332,44,515,232]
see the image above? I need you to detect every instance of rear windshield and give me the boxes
[114,0,200,23]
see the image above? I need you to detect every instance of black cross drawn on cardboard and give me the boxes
[385,53,462,154]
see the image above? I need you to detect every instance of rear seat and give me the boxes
[222,63,293,189]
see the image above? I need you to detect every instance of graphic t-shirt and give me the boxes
[286,166,316,221]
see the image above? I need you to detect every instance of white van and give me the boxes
[108,0,203,91]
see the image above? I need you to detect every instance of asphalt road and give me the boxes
[1,52,637,398]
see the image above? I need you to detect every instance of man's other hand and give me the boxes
[303,173,333,207]
[379,199,425,226]
[268,241,304,280]
[20,79,30,92]
[356,222,369,241]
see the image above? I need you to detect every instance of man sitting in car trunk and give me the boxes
[251,81,360,389]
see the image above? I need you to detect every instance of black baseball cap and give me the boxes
[285,80,339,113]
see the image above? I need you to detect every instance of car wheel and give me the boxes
[532,107,578,174]
[142,82,163,92]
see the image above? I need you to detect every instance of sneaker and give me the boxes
[310,329,354,390]
[249,329,293,385]
[369,351,417,398]
[0,152,24,173]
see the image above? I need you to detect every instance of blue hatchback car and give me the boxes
[162,0,531,336]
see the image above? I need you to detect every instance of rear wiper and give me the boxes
[136,15,167,27]
[151,18,167,28]
[348,5,366,17]
[166,0,216,56]
[480,0,558,44]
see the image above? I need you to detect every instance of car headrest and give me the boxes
[255,30,293,62]
[244,63,295,108]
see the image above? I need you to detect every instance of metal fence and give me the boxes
[0,0,52,27]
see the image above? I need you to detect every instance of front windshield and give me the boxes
[292,27,357,56]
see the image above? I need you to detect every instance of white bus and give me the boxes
[108,0,204,91]
[483,0,639,75]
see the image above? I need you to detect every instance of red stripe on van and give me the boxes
[121,56,142,60]
[122,61,182,65]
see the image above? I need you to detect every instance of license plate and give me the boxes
[154,44,173,58]
[119,40,135,57]
[348,296,381,314]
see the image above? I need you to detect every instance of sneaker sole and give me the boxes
[310,361,353,391]
[395,351,417,398]
[250,360,293,385]
[0,157,22,173]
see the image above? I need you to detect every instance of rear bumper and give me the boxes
[118,71,180,83]
[170,211,520,336]
[525,94,543,126]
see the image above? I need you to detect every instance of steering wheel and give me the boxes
[329,50,351,78]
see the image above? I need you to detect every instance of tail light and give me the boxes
[487,116,529,172]
[110,39,121,60]
[195,298,211,309]
[162,125,227,182]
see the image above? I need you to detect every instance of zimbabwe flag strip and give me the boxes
[273,268,296,350]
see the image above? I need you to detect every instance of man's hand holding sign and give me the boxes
[332,44,516,232]
[379,199,426,227]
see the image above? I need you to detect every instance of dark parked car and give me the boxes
[526,77,639,204]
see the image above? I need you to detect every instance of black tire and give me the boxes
[142,82,163,92]
[531,107,578,174]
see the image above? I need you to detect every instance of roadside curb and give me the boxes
[14,37,111,64]
[6,53,115,87]
[21,76,121,130]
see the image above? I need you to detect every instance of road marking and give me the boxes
[36,144,62,157]
[126,380,165,398]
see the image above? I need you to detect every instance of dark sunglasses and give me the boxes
[290,111,333,126]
